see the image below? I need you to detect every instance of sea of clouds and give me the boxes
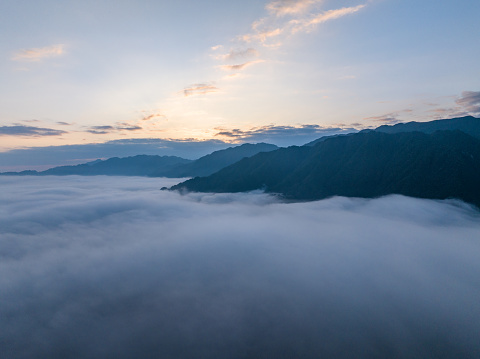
[1,176,479,358]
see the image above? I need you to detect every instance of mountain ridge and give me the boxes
[172,129,480,207]
[0,143,278,178]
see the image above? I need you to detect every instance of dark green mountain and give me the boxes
[8,155,192,177]
[373,115,480,139]
[152,142,278,178]
[304,116,480,147]
[0,143,278,177]
[172,130,480,207]
[304,133,355,147]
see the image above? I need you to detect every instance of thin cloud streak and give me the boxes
[290,4,366,33]
[219,60,265,71]
[11,44,65,62]
[215,124,357,146]
[0,125,67,137]
[266,0,323,17]
[183,83,219,97]
[241,2,367,45]
[456,91,480,114]
[85,124,143,135]
[216,48,259,61]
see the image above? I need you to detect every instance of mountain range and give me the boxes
[172,116,480,207]
[0,143,278,178]
[2,116,479,207]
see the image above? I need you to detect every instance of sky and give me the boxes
[1,176,480,358]
[1,0,480,166]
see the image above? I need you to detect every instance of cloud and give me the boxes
[85,124,143,135]
[241,3,366,45]
[141,113,166,121]
[363,114,401,124]
[116,125,142,131]
[363,108,416,125]
[0,125,67,137]
[218,48,260,61]
[219,60,265,71]
[290,4,366,33]
[183,83,219,97]
[12,44,65,62]
[266,0,322,17]
[56,121,73,126]
[215,124,357,146]
[1,176,479,358]
[86,125,116,134]
[455,91,480,114]
[241,27,284,44]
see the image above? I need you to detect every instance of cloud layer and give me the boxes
[1,176,479,358]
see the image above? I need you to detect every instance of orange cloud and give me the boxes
[183,84,219,97]
[266,0,322,17]
[12,44,65,62]
[216,48,259,61]
[290,4,366,33]
[141,113,166,121]
[219,60,265,71]
[240,3,366,46]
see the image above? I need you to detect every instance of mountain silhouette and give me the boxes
[42,155,190,176]
[152,142,278,177]
[0,143,277,177]
[373,115,480,139]
[172,130,480,207]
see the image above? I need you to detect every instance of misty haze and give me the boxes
[1,176,479,358]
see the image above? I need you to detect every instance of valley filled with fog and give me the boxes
[1,176,479,358]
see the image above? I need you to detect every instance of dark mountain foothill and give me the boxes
[0,142,278,178]
[172,130,480,208]
[150,142,278,178]
[372,115,480,139]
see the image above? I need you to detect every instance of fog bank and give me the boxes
[1,176,479,358]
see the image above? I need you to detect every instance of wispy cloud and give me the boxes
[290,5,366,33]
[141,113,166,121]
[364,114,402,124]
[183,83,219,97]
[86,125,116,134]
[117,124,142,131]
[11,44,65,62]
[20,119,42,124]
[364,109,414,125]
[0,125,67,137]
[215,124,356,146]
[86,123,142,135]
[220,60,265,71]
[241,2,367,45]
[240,27,284,44]
[266,0,322,17]
[456,91,480,115]
[216,47,260,61]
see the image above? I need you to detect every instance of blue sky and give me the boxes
[1,0,479,168]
